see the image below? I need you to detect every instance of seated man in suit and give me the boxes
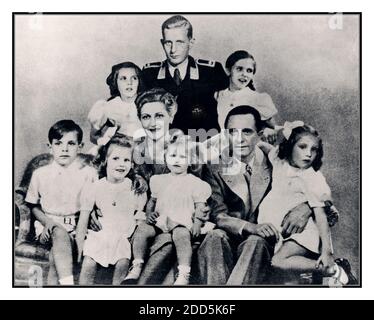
[198,105,321,285]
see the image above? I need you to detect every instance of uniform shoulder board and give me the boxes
[196,59,216,67]
[143,61,162,69]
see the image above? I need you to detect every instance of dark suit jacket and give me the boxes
[142,56,228,135]
[203,146,272,236]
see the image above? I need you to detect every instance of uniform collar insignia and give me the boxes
[157,57,199,80]
[157,61,167,80]
[190,57,199,80]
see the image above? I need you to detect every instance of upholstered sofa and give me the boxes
[14,153,340,286]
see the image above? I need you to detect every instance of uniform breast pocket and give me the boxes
[191,105,207,121]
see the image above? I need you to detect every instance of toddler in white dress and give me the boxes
[125,134,212,285]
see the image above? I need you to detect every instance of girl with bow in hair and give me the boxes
[257,122,355,286]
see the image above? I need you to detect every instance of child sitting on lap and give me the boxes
[257,122,355,286]
[125,134,212,285]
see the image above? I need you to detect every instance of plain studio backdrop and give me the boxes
[14,13,360,279]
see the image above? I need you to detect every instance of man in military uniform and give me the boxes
[142,15,228,141]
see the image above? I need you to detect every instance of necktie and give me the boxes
[173,68,182,86]
[243,164,253,220]
[245,164,253,176]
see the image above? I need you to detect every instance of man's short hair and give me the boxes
[48,119,83,144]
[161,15,193,39]
[224,105,263,132]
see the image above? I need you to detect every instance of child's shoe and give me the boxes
[335,258,358,285]
[174,265,191,285]
[122,259,144,284]
[326,259,352,287]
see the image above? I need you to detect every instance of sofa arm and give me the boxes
[15,188,31,246]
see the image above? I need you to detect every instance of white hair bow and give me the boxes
[282,121,304,140]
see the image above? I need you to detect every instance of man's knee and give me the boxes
[205,229,229,242]
[246,234,268,245]
[198,229,230,255]
[240,235,271,253]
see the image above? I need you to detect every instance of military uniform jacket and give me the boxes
[142,56,228,137]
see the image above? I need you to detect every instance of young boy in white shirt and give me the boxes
[26,120,97,285]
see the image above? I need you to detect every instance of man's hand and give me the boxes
[194,205,210,223]
[316,250,335,273]
[146,211,159,225]
[191,223,202,239]
[281,202,311,238]
[253,223,279,241]
[89,208,103,232]
[262,128,278,145]
[132,174,148,195]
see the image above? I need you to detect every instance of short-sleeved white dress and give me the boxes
[88,96,145,140]
[149,173,212,232]
[216,87,278,130]
[81,177,147,267]
[257,148,332,254]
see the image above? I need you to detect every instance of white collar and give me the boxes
[51,159,81,172]
[237,156,255,172]
[111,96,135,105]
[104,177,132,190]
[286,163,314,178]
[168,58,189,81]
[225,154,255,176]
[225,86,253,96]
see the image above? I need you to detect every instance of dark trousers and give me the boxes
[197,229,274,285]
[137,228,274,285]
[137,233,175,285]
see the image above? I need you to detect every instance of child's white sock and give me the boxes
[178,265,191,274]
[332,263,349,285]
[175,265,191,285]
[59,275,74,285]
[133,259,144,266]
[123,259,144,282]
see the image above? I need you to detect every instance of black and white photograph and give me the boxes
[13,12,361,288]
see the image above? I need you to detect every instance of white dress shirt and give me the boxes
[168,58,189,81]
